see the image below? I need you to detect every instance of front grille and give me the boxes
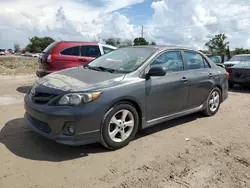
[225,64,235,68]
[27,114,52,133]
[31,92,58,105]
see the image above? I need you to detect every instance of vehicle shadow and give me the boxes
[16,86,32,94]
[1,113,204,162]
[0,118,109,162]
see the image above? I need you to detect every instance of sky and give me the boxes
[1,0,250,50]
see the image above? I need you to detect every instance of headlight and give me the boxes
[58,92,101,106]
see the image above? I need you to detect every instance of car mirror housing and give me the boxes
[146,66,167,78]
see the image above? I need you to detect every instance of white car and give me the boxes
[224,54,250,68]
[0,51,5,55]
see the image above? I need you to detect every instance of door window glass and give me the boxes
[151,51,184,72]
[60,46,80,56]
[81,46,101,57]
[184,51,209,69]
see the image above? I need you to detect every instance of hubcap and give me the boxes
[108,110,135,143]
[209,91,220,112]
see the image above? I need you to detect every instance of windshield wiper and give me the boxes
[84,65,118,73]
[83,65,102,71]
[96,66,115,73]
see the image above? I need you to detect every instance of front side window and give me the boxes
[151,51,184,72]
[81,46,101,58]
[87,47,157,73]
[184,51,208,70]
[60,46,80,56]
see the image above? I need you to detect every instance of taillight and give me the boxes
[227,68,232,73]
[47,55,52,63]
[226,72,230,79]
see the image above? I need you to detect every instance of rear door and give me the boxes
[80,45,101,65]
[55,46,81,70]
[183,50,214,109]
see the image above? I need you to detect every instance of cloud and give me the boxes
[0,0,250,50]
[145,0,250,49]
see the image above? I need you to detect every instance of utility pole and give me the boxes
[141,25,144,38]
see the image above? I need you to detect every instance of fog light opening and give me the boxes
[62,122,76,136]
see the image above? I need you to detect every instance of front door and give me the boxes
[146,51,190,121]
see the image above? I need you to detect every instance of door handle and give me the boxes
[79,58,85,62]
[208,73,213,78]
[181,77,188,82]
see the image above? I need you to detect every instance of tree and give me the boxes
[25,36,55,53]
[151,41,156,45]
[14,43,21,53]
[205,33,229,55]
[133,37,149,45]
[233,48,250,55]
[105,38,118,47]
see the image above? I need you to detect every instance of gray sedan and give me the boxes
[24,46,229,150]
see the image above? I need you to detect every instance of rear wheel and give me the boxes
[101,103,139,150]
[203,88,221,116]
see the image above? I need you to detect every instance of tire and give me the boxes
[100,103,139,150]
[202,87,221,116]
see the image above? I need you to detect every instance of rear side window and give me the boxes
[103,47,115,54]
[43,42,58,53]
[184,51,210,70]
[81,46,101,57]
[60,46,80,56]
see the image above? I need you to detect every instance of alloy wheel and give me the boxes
[209,90,220,112]
[108,109,135,143]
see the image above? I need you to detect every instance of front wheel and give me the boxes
[100,103,139,150]
[202,88,221,116]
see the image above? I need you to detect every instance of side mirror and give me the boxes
[146,66,166,78]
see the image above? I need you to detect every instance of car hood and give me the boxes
[224,60,241,65]
[34,67,126,92]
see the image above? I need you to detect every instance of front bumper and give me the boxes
[24,97,103,146]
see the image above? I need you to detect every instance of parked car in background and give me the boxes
[36,41,117,77]
[206,54,225,68]
[224,54,250,68]
[226,61,250,88]
[24,46,229,150]
[0,49,5,55]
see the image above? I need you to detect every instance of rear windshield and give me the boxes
[43,42,58,53]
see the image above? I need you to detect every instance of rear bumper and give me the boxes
[229,76,250,85]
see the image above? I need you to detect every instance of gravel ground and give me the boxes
[0,76,249,188]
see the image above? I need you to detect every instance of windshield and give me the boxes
[230,55,250,61]
[87,47,157,73]
[43,42,58,53]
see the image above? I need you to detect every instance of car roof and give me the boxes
[128,45,198,51]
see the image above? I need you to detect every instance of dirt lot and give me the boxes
[0,75,250,188]
[0,56,37,75]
